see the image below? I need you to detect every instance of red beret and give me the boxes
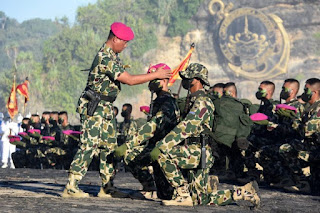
[110,22,134,41]
[147,63,171,74]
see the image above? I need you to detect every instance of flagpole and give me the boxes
[176,43,195,98]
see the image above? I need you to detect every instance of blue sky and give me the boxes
[0,0,97,24]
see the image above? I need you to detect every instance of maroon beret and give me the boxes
[110,22,134,41]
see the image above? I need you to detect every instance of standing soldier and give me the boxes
[62,21,171,198]
[150,63,260,207]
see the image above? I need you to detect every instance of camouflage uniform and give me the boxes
[123,91,179,199]
[69,43,125,187]
[43,121,65,168]
[279,99,320,194]
[154,63,236,206]
[59,124,79,169]
[242,98,280,183]
[118,117,137,146]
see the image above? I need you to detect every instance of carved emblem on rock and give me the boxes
[209,0,290,79]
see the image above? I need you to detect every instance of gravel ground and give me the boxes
[0,168,319,213]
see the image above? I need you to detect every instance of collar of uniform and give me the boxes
[157,90,171,97]
[102,44,117,60]
[286,98,297,104]
[190,89,206,98]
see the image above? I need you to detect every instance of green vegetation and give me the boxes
[0,0,202,120]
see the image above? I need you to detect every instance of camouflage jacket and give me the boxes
[300,99,320,138]
[267,99,305,140]
[125,91,180,149]
[155,89,214,153]
[258,98,279,122]
[60,124,78,147]
[76,44,125,119]
[119,117,138,140]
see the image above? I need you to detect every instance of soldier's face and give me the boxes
[113,37,128,53]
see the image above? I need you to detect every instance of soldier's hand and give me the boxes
[155,65,171,79]
[277,108,295,119]
[150,147,161,161]
[114,144,127,157]
[253,120,269,126]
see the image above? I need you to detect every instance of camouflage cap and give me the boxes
[179,63,210,87]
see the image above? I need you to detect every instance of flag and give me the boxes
[6,76,18,119]
[168,43,195,87]
[16,78,29,103]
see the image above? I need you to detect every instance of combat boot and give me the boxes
[62,174,89,198]
[162,185,193,206]
[207,175,219,193]
[233,181,260,208]
[97,181,129,198]
[283,181,311,194]
[141,182,158,200]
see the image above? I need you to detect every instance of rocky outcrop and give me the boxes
[146,0,320,101]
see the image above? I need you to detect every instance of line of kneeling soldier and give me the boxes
[10,111,81,170]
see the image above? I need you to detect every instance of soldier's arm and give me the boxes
[304,107,320,137]
[155,98,210,153]
[125,111,164,149]
[117,69,171,85]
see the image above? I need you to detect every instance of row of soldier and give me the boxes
[207,78,320,196]
[10,111,80,169]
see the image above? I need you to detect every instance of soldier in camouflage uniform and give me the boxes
[58,111,79,169]
[258,79,305,187]
[44,111,64,168]
[40,111,51,136]
[279,78,320,194]
[118,104,137,146]
[62,21,171,198]
[240,81,280,183]
[115,63,178,200]
[150,63,260,207]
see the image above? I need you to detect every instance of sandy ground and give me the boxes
[0,168,319,213]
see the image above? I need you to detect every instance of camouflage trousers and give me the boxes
[279,142,311,181]
[124,144,155,190]
[69,115,117,186]
[258,144,291,184]
[124,143,175,199]
[157,144,218,205]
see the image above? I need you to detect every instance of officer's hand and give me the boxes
[155,65,171,79]
[114,144,127,157]
[253,120,269,126]
[277,108,295,119]
[150,147,161,161]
